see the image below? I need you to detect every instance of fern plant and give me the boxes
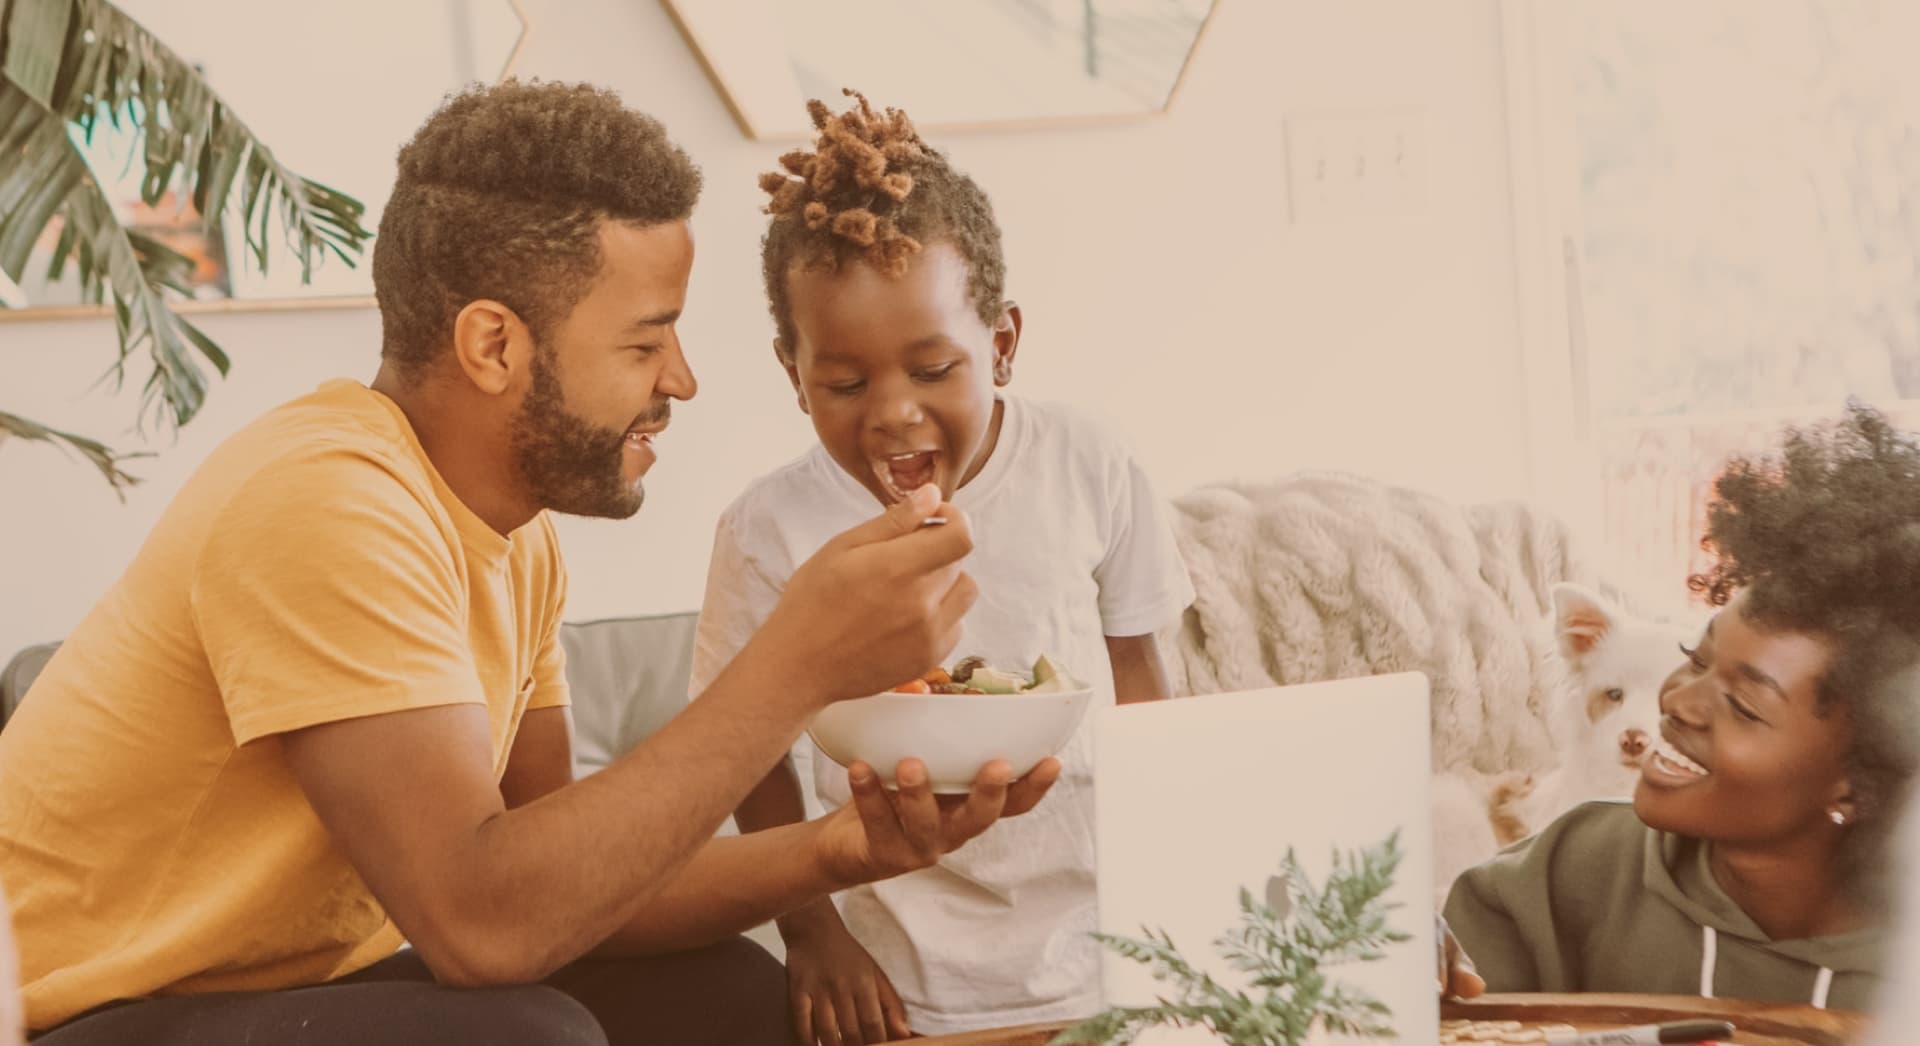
[1056,831,1410,1046]
[0,0,371,492]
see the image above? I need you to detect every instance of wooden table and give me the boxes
[909,993,1870,1045]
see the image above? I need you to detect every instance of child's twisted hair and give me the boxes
[759,90,1006,357]
[1691,401,1920,901]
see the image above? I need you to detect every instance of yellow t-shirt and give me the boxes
[0,380,570,1030]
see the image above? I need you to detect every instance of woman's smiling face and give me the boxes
[1634,592,1854,847]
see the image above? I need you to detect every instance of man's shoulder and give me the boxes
[191,386,445,550]
[214,382,420,491]
[244,380,406,442]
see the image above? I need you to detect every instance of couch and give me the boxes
[0,471,1598,928]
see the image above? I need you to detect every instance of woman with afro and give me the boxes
[1445,402,1920,1013]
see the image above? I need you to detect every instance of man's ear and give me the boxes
[991,301,1022,387]
[776,340,808,415]
[451,299,531,396]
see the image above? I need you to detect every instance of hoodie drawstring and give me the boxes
[1700,925,1717,998]
[1700,923,1837,1008]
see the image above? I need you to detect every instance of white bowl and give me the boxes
[807,687,1094,793]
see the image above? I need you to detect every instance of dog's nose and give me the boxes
[1619,728,1650,758]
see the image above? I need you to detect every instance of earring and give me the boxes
[1829,809,1848,826]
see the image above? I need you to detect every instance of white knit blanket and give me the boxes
[1155,472,1593,778]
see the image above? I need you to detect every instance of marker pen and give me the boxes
[1547,1020,1736,1046]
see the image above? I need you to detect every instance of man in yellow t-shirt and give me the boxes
[0,82,1057,1046]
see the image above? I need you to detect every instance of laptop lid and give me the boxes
[1092,672,1438,1045]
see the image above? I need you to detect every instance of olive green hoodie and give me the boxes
[1444,801,1885,1012]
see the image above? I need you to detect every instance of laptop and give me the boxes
[1092,673,1439,1045]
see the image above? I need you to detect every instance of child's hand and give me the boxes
[765,484,977,707]
[781,906,913,1045]
[1436,914,1486,999]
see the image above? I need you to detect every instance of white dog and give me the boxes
[1433,583,1694,897]
[1494,582,1696,844]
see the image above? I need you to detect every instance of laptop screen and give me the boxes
[1092,673,1439,1044]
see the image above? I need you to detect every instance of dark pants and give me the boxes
[34,937,792,1046]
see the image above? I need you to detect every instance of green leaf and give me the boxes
[123,227,196,292]
[178,310,228,376]
[1080,830,1410,1045]
[0,0,374,493]
[192,111,244,220]
[0,408,145,496]
[61,156,210,427]
[31,0,372,290]
[42,207,78,280]
[1,0,71,107]
[0,84,81,276]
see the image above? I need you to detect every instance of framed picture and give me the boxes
[661,0,1218,139]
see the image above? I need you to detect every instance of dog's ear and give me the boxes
[1552,582,1615,662]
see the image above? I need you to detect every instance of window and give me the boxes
[1507,0,1920,611]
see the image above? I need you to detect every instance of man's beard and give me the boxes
[509,349,659,520]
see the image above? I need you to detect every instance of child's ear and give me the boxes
[1551,582,1615,662]
[774,340,809,416]
[991,301,1022,387]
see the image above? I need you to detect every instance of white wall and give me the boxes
[0,0,1530,661]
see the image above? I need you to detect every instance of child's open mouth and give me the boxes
[873,451,937,502]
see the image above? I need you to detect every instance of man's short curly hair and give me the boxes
[374,80,703,373]
[757,90,1005,358]
[1689,401,1920,901]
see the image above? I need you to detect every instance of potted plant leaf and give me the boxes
[1056,831,1411,1046]
[0,0,371,493]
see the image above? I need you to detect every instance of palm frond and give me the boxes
[1,0,369,449]
[48,0,372,287]
[3,79,226,432]
[0,409,146,496]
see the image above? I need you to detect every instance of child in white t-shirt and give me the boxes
[688,91,1194,1041]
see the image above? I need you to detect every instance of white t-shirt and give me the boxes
[688,395,1194,1034]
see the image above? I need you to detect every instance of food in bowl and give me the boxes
[808,655,1093,793]
[887,654,1085,696]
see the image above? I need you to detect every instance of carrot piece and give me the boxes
[921,667,952,686]
[892,678,931,694]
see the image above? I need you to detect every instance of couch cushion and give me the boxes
[560,613,698,777]
[0,642,58,727]
[0,616,699,772]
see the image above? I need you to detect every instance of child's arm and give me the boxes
[1085,419,1194,705]
[1106,633,1174,704]
[694,513,914,1041]
[738,763,914,1043]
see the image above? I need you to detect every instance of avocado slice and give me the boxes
[1024,657,1084,693]
[967,667,1029,695]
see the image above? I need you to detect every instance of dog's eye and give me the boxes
[1605,688,1625,703]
